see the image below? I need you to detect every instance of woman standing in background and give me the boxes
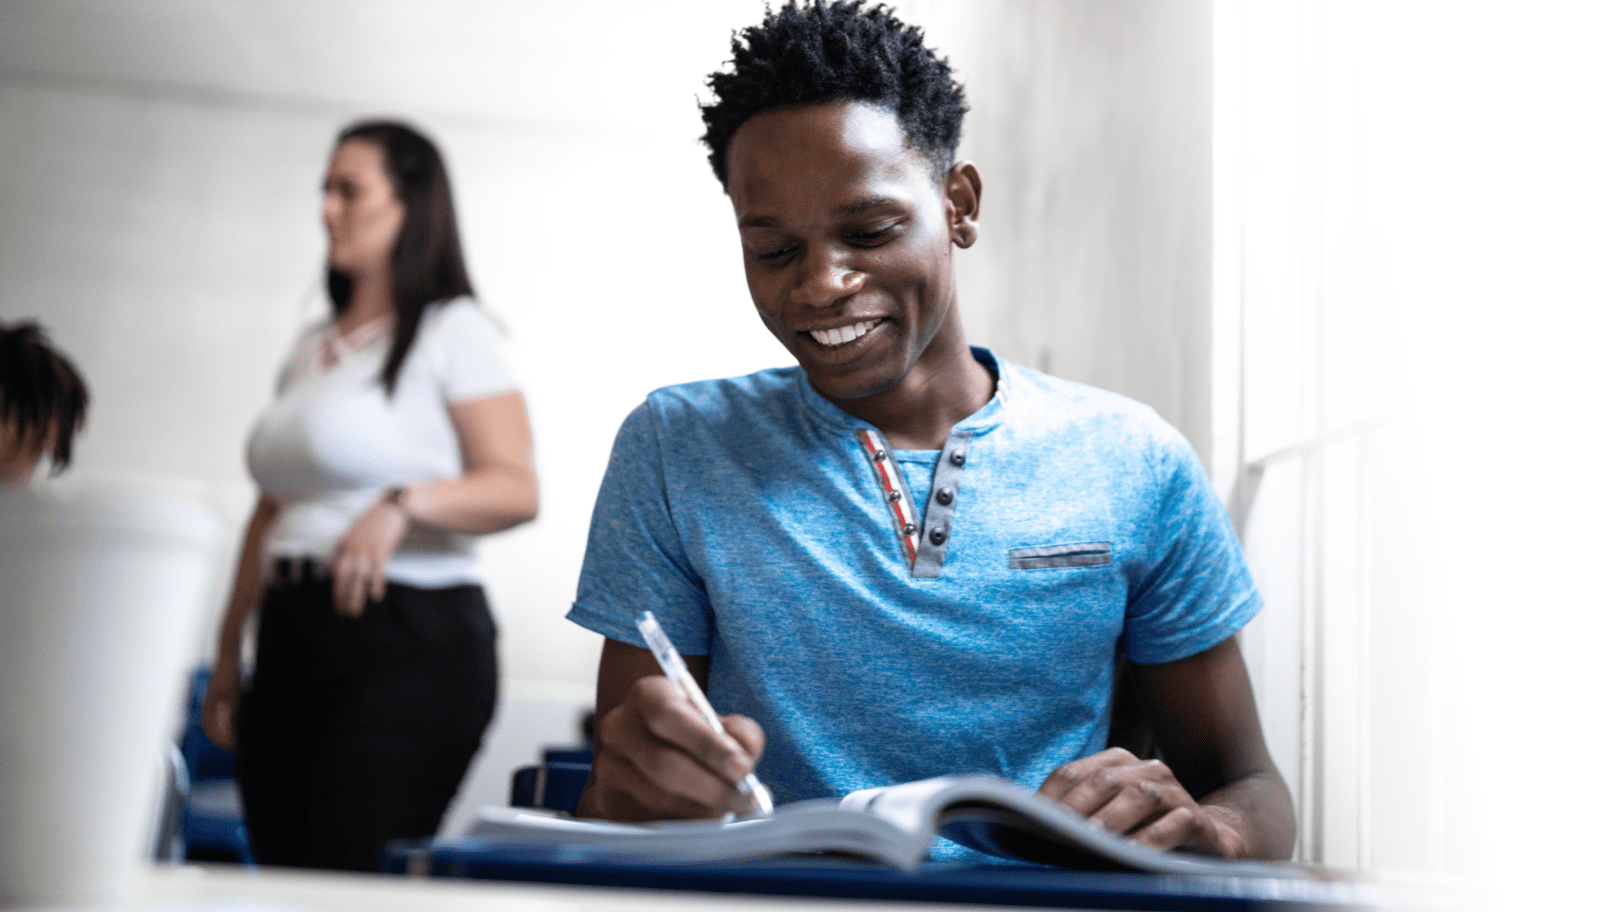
[202,120,538,871]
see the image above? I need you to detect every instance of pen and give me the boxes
[635,610,774,816]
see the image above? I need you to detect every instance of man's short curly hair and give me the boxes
[699,0,968,188]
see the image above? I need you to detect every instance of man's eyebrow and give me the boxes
[831,195,902,219]
[738,196,904,230]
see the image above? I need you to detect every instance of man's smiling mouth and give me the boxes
[806,319,883,347]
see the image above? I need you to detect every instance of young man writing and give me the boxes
[567,0,1294,861]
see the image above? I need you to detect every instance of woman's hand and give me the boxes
[202,654,243,749]
[329,491,410,616]
[323,393,537,618]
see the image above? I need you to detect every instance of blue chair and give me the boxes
[177,665,255,864]
[510,746,592,814]
[150,743,189,862]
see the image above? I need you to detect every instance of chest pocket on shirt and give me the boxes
[1008,542,1111,570]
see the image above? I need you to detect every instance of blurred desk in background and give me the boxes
[10,861,1451,912]
[119,861,1423,912]
[386,845,1393,912]
[120,864,1108,911]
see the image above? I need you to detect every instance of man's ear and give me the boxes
[944,161,983,249]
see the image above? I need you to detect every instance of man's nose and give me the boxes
[789,243,864,307]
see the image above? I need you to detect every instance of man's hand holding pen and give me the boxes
[575,615,772,823]
[582,671,767,821]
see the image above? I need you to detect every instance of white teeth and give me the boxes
[810,320,878,347]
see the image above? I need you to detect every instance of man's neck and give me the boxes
[833,340,995,451]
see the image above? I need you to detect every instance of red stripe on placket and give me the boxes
[857,429,919,566]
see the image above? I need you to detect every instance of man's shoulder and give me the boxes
[616,367,812,472]
[1003,362,1178,439]
[994,360,1204,490]
[642,366,803,419]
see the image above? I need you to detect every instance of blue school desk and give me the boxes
[381,838,1417,911]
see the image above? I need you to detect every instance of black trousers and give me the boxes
[236,576,498,872]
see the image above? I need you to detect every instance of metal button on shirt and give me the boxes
[855,428,973,580]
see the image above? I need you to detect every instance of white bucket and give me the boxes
[0,483,224,906]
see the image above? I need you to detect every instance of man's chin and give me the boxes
[800,367,904,405]
[784,332,915,403]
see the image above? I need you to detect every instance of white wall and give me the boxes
[1224,4,1620,908]
[914,0,1217,465]
[1359,7,1618,907]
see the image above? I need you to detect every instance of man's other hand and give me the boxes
[1041,637,1296,861]
[1039,747,1244,857]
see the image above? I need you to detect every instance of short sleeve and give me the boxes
[567,402,714,654]
[426,300,518,403]
[1121,430,1262,664]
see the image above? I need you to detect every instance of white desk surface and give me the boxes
[20,864,1033,912]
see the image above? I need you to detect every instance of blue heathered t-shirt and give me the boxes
[568,347,1261,811]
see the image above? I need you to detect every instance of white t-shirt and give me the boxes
[247,297,517,587]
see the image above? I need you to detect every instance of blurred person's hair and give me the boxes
[0,320,89,474]
[699,0,968,189]
[326,120,476,396]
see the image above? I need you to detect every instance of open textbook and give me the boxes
[460,774,1304,877]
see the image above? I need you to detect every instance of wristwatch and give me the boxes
[385,486,410,518]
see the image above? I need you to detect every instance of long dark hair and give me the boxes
[326,120,475,395]
[0,320,89,474]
